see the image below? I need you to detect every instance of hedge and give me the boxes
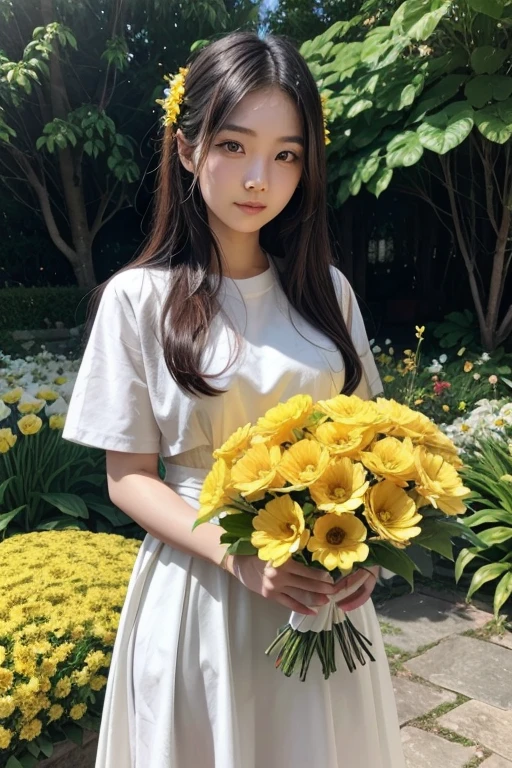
[0,287,89,331]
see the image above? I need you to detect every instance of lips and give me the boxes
[235,202,267,209]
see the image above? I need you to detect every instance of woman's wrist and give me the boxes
[218,548,234,575]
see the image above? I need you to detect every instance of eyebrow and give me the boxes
[219,122,304,146]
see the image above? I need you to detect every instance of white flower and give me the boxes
[480,352,491,362]
[385,338,392,345]
[0,400,11,421]
[369,339,375,347]
[473,373,481,381]
[428,360,443,374]
[17,392,46,414]
[45,397,69,416]
[389,347,394,355]
[439,354,447,364]
[372,346,382,354]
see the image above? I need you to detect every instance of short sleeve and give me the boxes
[62,274,161,453]
[331,267,383,399]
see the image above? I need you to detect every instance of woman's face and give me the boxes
[182,86,304,236]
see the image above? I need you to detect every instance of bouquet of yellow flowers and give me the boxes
[194,394,479,681]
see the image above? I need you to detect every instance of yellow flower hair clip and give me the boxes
[320,93,331,146]
[156,67,189,127]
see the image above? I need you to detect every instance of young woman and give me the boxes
[63,31,406,768]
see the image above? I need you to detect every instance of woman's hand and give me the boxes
[334,566,379,612]
[228,555,340,616]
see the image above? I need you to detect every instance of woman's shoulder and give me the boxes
[328,265,354,322]
[101,265,170,315]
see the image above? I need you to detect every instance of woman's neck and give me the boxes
[207,212,268,279]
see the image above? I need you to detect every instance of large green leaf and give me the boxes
[417,102,474,154]
[471,46,508,75]
[467,561,511,599]
[82,494,132,526]
[0,505,26,532]
[220,512,255,538]
[465,75,512,108]
[409,75,467,123]
[226,539,258,556]
[391,0,451,40]
[475,100,512,144]
[455,547,481,582]
[467,0,505,18]
[369,540,420,588]
[346,99,373,119]
[476,526,512,547]
[360,27,394,65]
[386,131,424,167]
[40,492,89,519]
[493,570,512,615]
[0,476,15,505]
[464,508,512,527]
[367,166,393,198]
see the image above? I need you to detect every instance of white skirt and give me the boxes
[95,467,406,768]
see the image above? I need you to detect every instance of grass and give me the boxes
[462,615,512,641]
[379,620,403,636]
[384,639,441,673]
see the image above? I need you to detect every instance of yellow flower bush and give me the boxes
[0,531,139,761]
[307,513,369,571]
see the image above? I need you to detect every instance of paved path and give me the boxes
[374,586,512,768]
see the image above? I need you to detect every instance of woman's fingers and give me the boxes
[276,593,317,616]
[283,587,330,608]
[283,560,334,583]
[336,572,377,612]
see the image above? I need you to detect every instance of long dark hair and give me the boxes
[88,31,363,397]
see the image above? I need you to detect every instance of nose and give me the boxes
[244,160,268,192]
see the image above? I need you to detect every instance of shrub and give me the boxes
[0,530,139,763]
[0,288,88,331]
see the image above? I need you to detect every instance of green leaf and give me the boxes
[60,723,83,746]
[464,508,512,527]
[0,505,26,532]
[367,166,393,198]
[467,562,511,599]
[0,476,14,505]
[386,131,424,168]
[18,755,38,768]
[226,539,258,556]
[471,46,508,75]
[475,100,512,144]
[468,0,505,17]
[40,492,89,519]
[455,547,480,582]
[81,494,131,526]
[25,741,40,758]
[417,102,474,154]
[6,758,24,768]
[493,570,512,616]
[476,526,512,547]
[220,512,255,538]
[391,0,451,39]
[36,734,54,758]
[465,75,512,108]
[346,99,373,119]
[369,540,420,588]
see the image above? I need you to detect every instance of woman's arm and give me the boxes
[106,450,340,615]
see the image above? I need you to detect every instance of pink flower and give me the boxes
[433,381,451,396]
[489,375,498,385]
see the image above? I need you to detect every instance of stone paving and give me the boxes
[375,587,512,768]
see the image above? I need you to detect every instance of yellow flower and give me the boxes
[156,67,188,126]
[315,394,385,431]
[49,414,66,430]
[310,458,369,513]
[415,325,425,339]
[251,495,310,567]
[414,446,471,515]
[54,676,72,699]
[457,347,466,356]
[36,387,60,401]
[251,394,313,446]
[320,92,331,145]
[0,428,17,453]
[373,398,428,439]
[1,387,23,404]
[48,703,64,722]
[359,437,416,487]
[0,695,15,718]
[19,718,42,741]
[314,422,373,458]
[364,480,422,546]
[276,439,330,490]
[458,401,467,411]
[0,647,5,665]
[415,427,463,468]
[0,725,13,749]
[90,674,107,691]
[414,398,424,405]
[0,668,14,693]
[213,423,253,466]
[383,375,395,383]
[197,459,233,524]
[70,703,87,720]
[230,443,283,500]
[463,361,473,373]
[17,414,43,435]
[54,376,68,385]
[442,404,450,413]
[17,393,45,414]
[307,513,369,571]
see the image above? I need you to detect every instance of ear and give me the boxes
[175,128,195,174]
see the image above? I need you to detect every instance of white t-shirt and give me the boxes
[62,260,382,470]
